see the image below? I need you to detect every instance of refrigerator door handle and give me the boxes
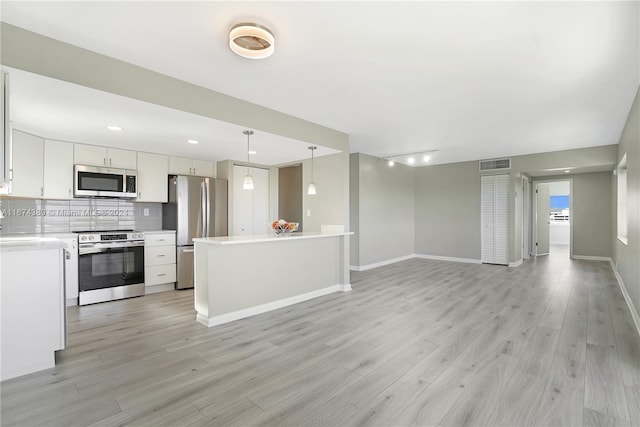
[205,180,211,237]
[201,181,207,238]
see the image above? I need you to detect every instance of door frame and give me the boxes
[530,178,574,259]
[523,176,531,259]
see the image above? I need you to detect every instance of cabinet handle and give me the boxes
[68,188,71,195]
[103,158,107,165]
[157,254,166,257]
[189,167,192,174]
[193,168,196,174]
[157,273,166,277]
[157,239,165,242]
[109,158,112,166]
[41,187,43,196]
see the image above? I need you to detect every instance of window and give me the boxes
[617,154,628,245]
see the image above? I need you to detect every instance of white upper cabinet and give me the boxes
[107,148,137,169]
[136,152,169,203]
[74,144,136,169]
[11,130,44,198]
[192,159,215,177]
[43,140,74,199]
[169,156,215,177]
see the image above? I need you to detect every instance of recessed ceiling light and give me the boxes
[106,125,122,131]
[564,170,571,173]
[407,157,416,164]
[423,155,431,162]
[388,160,395,167]
[187,139,199,144]
[229,23,275,59]
[248,150,257,155]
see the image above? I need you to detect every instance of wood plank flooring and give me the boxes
[2,251,639,426]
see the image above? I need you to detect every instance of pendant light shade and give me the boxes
[307,182,317,195]
[243,130,254,190]
[307,145,317,195]
[243,175,254,190]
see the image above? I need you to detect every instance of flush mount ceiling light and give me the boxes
[187,139,199,144]
[242,130,254,190]
[229,23,275,59]
[106,125,122,131]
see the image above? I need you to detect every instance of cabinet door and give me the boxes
[74,144,107,166]
[136,152,168,202]
[107,148,137,169]
[232,165,254,235]
[192,160,215,177]
[43,140,74,199]
[232,165,269,235]
[168,156,193,175]
[11,130,44,198]
[252,168,270,234]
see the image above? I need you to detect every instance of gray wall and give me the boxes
[351,153,414,267]
[349,154,360,266]
[533,172,613,258]
[572,172,613,257]
[278,165,302,228]
[614,87,640,327]
[414,161,481,260]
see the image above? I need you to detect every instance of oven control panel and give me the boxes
[78,231,144,243]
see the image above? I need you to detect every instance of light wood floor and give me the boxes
[2,253,640,426]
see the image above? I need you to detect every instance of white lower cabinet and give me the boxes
[1,246,66,381]
[144,232,176,293]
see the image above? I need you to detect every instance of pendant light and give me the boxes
[243,130,254,190]
[307,145,317,195]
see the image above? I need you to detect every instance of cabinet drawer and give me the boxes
[146,264,176,287]
[145,245,176,266]
[145,233,176,247]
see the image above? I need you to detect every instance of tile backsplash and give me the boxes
[0,198,162,234]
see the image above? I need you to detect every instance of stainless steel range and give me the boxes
[77,230,145,305]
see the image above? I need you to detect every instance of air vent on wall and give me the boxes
[479,158,511,172]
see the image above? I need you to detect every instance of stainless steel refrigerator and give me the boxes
[162,175,228,289]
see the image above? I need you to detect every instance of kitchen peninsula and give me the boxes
[193,231,352,327]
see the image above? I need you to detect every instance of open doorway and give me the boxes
[533,180,572,258]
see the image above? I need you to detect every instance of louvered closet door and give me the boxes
[481,175,496,263]
[481,174,509,265]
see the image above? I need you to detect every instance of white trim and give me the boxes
[197,284,344,327]
[509,259,523,268]
[415,253,482,264]
[572,255,612,262]
[350,254,414,271]
[610,260,640,337]
[66,298,77,307]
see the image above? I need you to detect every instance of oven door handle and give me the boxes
[79,241,144,254]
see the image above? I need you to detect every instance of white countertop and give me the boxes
[143,230,176,235]
[194,231,353,246]
[0,237,67,252]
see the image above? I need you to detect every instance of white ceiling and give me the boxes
[1,1,638,167]
[5,67,339,165]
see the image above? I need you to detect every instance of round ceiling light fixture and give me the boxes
[229,23,275,59]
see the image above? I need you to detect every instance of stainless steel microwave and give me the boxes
[74,165,137,198]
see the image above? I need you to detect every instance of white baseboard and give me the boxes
[350,254,415,271]
[509,259,523,268]
[66,298,78,307]
[572,255,612,262]
[197,284,345,327]
[414,253,482,264]
[610,260,640,337]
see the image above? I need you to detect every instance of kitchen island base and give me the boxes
[194,232,352,327]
